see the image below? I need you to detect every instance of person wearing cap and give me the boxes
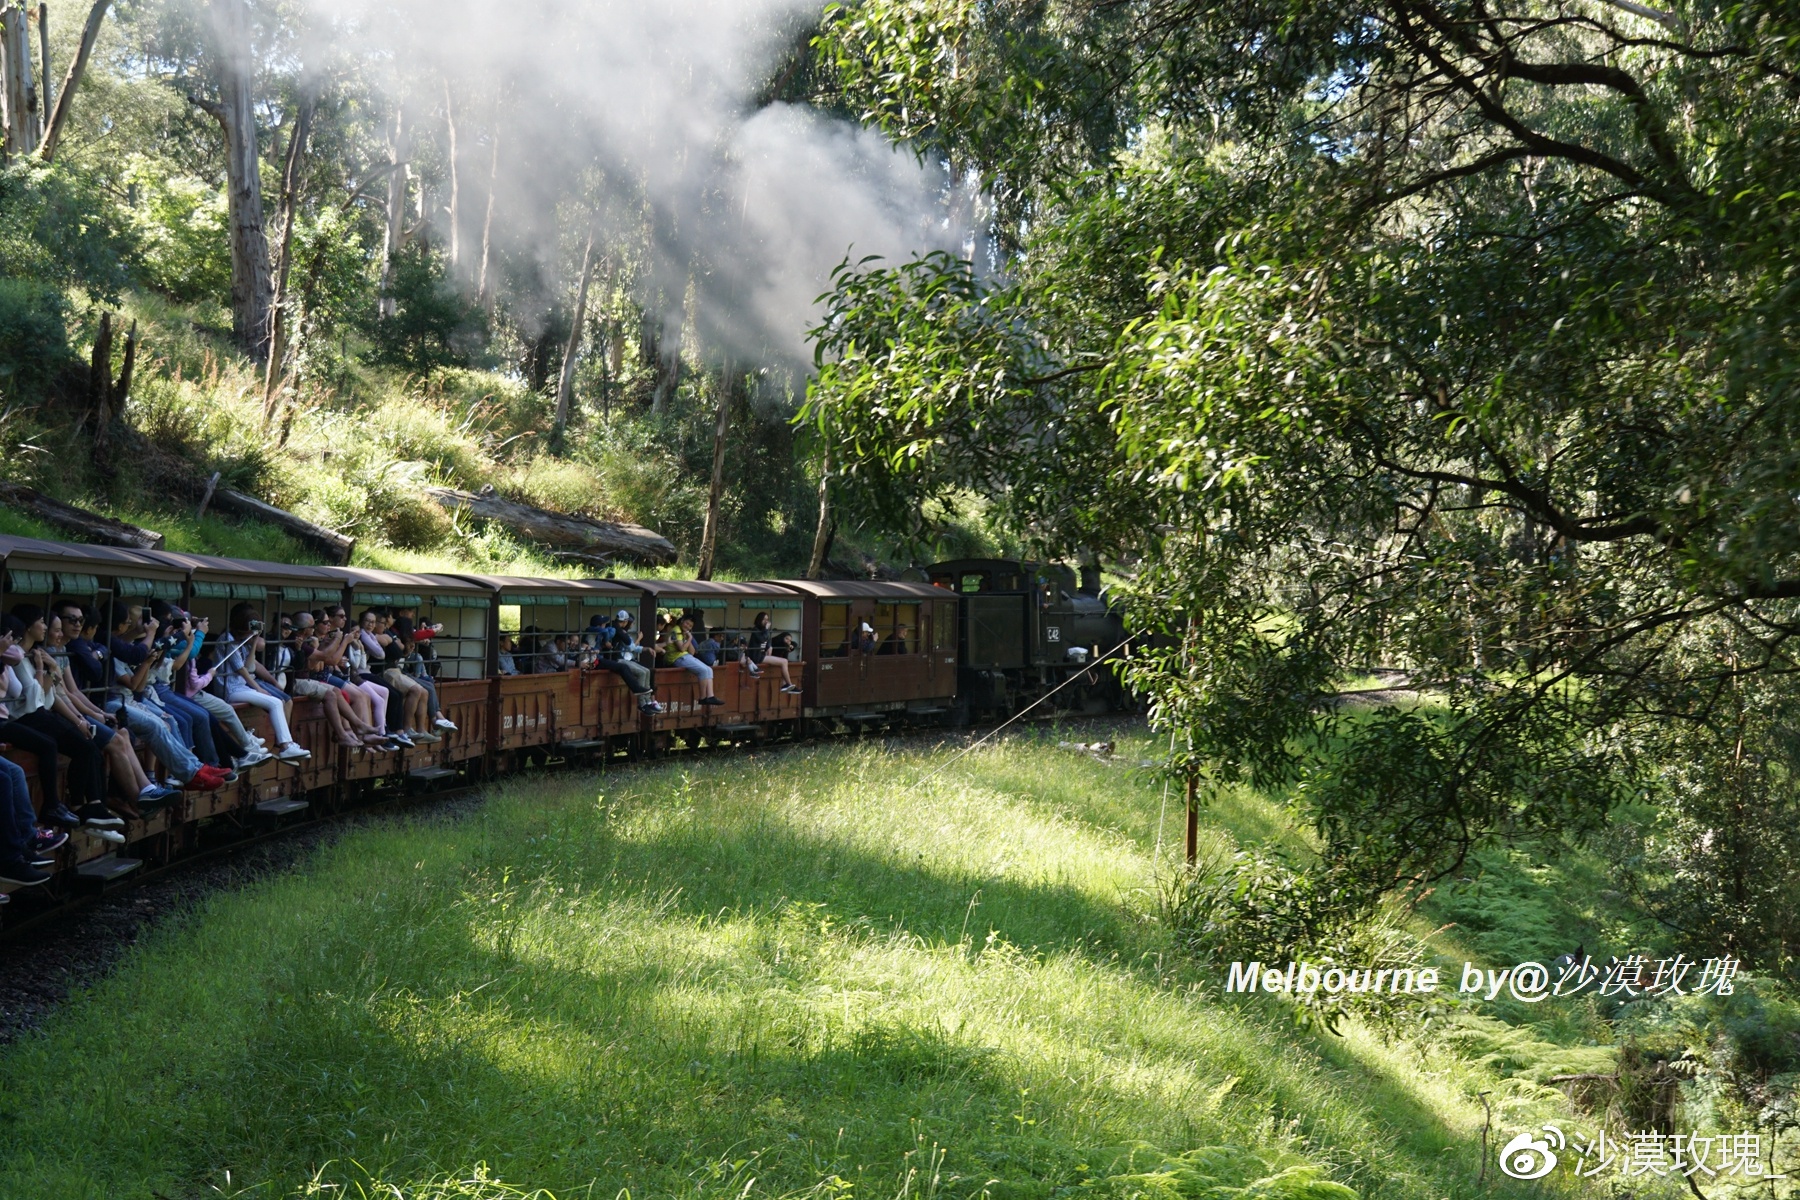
[142,604,235,772]
[288,613,395,751]
[589,611,662,713]
[854,622,878,654]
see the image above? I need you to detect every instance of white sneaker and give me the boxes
[237,749,273,768]
[88,828,126,845]
[276,744,311,761]
[433,716,457,731]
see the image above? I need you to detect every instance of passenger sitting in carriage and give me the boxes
[695,627,721,667]
[664,615,724,706]
[745,612,801,694]
[587,611,662,714]
[543,633,574,672]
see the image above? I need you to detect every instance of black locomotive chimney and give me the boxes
[1079,563,1102,595]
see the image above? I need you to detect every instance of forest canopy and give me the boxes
[803,0,1800,963]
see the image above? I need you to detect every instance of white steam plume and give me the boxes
[305,0,967,367]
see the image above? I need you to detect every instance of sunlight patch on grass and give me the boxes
[0,738,1611,1200]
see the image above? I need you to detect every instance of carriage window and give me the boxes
[887,603,920,653]
[960,574,985,593]
[820,602,850,657]
[419,598,489,681]
[935,602,956,651]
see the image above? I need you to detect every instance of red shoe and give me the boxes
[184,769,225,792]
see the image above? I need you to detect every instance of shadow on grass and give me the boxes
[0,752,1560,1200]
[173,784,1527,1199]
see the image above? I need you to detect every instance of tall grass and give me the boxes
[0,733,1624,1200]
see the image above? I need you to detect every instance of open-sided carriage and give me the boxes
[607,579,808,750]
[774,580,959,734]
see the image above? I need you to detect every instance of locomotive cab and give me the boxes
[925,558,1129,718]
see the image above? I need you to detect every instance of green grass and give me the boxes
[0,733,1622,1200]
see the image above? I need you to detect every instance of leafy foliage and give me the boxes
[364,243,489,374]
[806,0,1800,954]
[0,280,79,404]
[1159,844,1431,1033]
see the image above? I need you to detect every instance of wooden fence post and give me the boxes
[1185,769,1199,865]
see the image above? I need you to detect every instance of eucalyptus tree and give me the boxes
[805,1,1800,956]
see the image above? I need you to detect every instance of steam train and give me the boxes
[0,533,1127,909]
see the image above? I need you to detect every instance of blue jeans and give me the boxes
[0,756,33,860]
[151,685,222,766]
[593,657,654,695]
[108,698,202,782]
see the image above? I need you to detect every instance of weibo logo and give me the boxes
[1498,1126,1564,1180]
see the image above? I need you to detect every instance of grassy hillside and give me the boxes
[0,731,1655,1200]
[1,288,1012,578]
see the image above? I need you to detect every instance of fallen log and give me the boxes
[425,485,677,565]
[0,483,165,550]
[210,488,356,565]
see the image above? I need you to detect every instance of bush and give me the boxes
[365,244,488,373]
[0,163,132,302]
[1160,844,1434,1033]
[123,161,232,304]
[0,280,77,403]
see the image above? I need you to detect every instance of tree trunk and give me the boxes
[477,123,499,308]
[34,4,46,120]
[263,88,315,427]
[525,322,560,393]
[211,488,356,565]
[696,364,740,580]
[1,4,41,157]
[208,0,272,361]
[552,229,598,450]
[85,309,113,466]
[423,486,677,564]
[37,0,104,161]
[807,449,833,579]
[114,318,135,407]
[378,101,410,319]
[38,0,107,163]
[443,79,460,271]
[0,483,164,549]
[650,307,682,413]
